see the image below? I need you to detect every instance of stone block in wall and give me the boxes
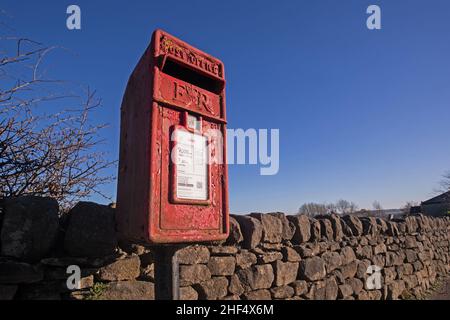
[287,215,311,244]
[243,289,271,300]
[386,280,406,300]
[0,284,18,300]
[386,221,399,237]
[356,245,372,260]
[268,212,296,241]
[375,218,388,234]
[293,243,320,258]
[324,276,338,300]
[179,286,198,300]
[236,250,257,269]
[96,255,140,281]
[339,261,358,279]
[99,281,154,300]
[318,218,333,241]
[194,277,228,300]
[177,245,210,265]
[355,290,369,300]
[225,216,243,245]
[223,295,241,300]
[299,257,326,281]
[207,256,235,276]
[291,280,308,296]
[367,290,382,300]
[256,251,283,264]
[209,246,238,256]
[228,274,245,296]
[373,243,387,255]
[360,217,379,237]
[236,264,274,290]
[0,260,43,284]
[371,255,385,268]
[309,219,321,242]
[180,264,211,286]
[345,278,363,295]
[273,261,298,286]
[63,202,117,258]
[270,285,294,299]
[405,236,418,249]
[250,213,283,243]
[342,215,363,236]
[338,284,353,299]
[232,215,262,249]
[281,247,301,262]
[355,260,370,279]
[340,246,356,265]
[405,249,418,263]
[0,196,59,262]
[321,251,342,273]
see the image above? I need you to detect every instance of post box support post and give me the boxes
[153,245,180,300]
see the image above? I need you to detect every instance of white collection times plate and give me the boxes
[174,129,208,201]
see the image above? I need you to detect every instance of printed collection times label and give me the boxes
[174,129,208,201]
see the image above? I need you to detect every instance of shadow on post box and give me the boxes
[117,29,229,244]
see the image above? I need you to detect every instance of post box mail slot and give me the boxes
[117,29,229,244]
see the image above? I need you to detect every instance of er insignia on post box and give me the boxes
[116,29,229,244]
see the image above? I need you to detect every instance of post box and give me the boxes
[117,29,229,244]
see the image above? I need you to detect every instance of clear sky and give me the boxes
[2,0,450,214]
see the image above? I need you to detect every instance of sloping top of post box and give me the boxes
[153,29,225,82]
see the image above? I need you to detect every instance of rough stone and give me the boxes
[281,247,301,262]
[97,256,140,281]
[180,286,198,300]
[291,280,308,296]
[339,261,358,279]
[233,215,263,249]
[209,246,238,256]
[207,256,236,276]
[299,257,326,281]
[194,277,228,300]
[270,285,294,299]
[268,212,296,240]
[228,274,245,295]
[340,246,356,265]
[338,284,353,299]
[342,215,363,236]
[177,246,210,264]
[257,251,283,264]
[236,250,257,269]
[99,281,154,300]
[237,264,274,290]
[243,289,271,300]
[274,261,299,286]
[250,213,283,243]
[180,264,211,286]
[287,215,311,244]
[225,216,244,245]
[1,196,59,261]
[64,202,117,258]
[321,251,342,272]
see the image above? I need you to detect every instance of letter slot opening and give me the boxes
[161,58,223,94]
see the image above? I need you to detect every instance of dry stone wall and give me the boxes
[0,196,449,300]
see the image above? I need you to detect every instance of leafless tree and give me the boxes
[335,199,358,214]
[401,201,419,216]
[0,26,115,208]
[298,202,328,217]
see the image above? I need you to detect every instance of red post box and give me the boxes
[117,29,229,244]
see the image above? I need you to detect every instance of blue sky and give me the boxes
[2,0,450,213]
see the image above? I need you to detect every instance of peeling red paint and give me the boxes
[117,29,229,244]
